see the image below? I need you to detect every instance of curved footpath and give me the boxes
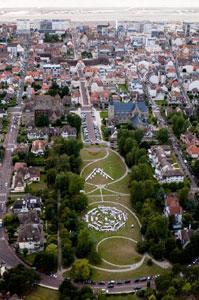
[0,147,171,291]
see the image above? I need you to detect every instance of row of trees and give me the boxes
[134,265,199,300]
[0,264,39,296]
[168,112,189,138]
[117,128,198,263]
[30,138,100,275]
[59,278,96,300]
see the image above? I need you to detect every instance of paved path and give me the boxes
[80,148,109,176]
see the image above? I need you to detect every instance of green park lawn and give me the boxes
[81,146,167,281]
[92,258,168,281]
[82,150,126,184]
[28,174,47,192]
[86,202,141,244]
[107,174,130,194]
[25,287,59,300]
[81,147,107,161]
[98,237,141,265]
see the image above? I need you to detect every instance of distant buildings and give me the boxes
[16,19,30,34]
[39,19,70,33]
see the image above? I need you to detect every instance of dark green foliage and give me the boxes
[35,113,49,127]
[156,128,169,144]
[67,113,81,135]
[33,252,58,273]
[59,279,96,300]
[0,264,39,296]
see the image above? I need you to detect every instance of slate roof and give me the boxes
[113,101,135,113]
[113,101,148,114]
[136,101,148,113]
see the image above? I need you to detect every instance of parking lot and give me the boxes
[81,109,101,144]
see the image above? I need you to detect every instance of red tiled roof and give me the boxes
[166,194,183,215]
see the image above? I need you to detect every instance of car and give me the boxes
[107,283,114,288]
[5,182,8,187]
[99,281,105,285]
[134,278,140,283]
[139,277,147,282]
[84,279,93,284]
[124,280,131,284]
[116,281,123,285]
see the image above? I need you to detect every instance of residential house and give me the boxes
[11,163,40,193]
[164,194,183,230]
[31,140,47,156]
[13,194,42,214]
[17,211,44,253]
[186,145,199,159]
[148,146,184,183]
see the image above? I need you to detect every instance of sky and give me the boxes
[0,0,199,8]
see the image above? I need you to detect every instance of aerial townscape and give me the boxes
[0,9,198,300]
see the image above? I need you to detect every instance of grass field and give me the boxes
[82,151,126,184]
[92,259,168,281]
[25,287,59,300]
[81,147,167,281]
[29,174,47,192]
[87,202,141,242]
[98,238,141,265]
[81,148,107,161]
[107,174,130,194]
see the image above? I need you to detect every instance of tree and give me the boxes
[192,160,199,178]
[46,243,57,255]
[55,173,69,195]
[130,163,153,181]
[46,168,57,186]
[35,113,49,127]
[59,86,69,98]
[70,259,91,281]
[146,215,169,241]
[0,264,39,296]
[182,282,192,295]
[130,180,145,205]
[171,114,189,137]
[71,194,88,212]
[67,113,81,135]
[59,278,78,300]
[178,186,189,207]
[76,228,93,258]
[68,173,84,195]
[59,279,96,300]
[33,252,57,273]
[150,242,165,260]
[156,128,169,144]
[62,242,75,267]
